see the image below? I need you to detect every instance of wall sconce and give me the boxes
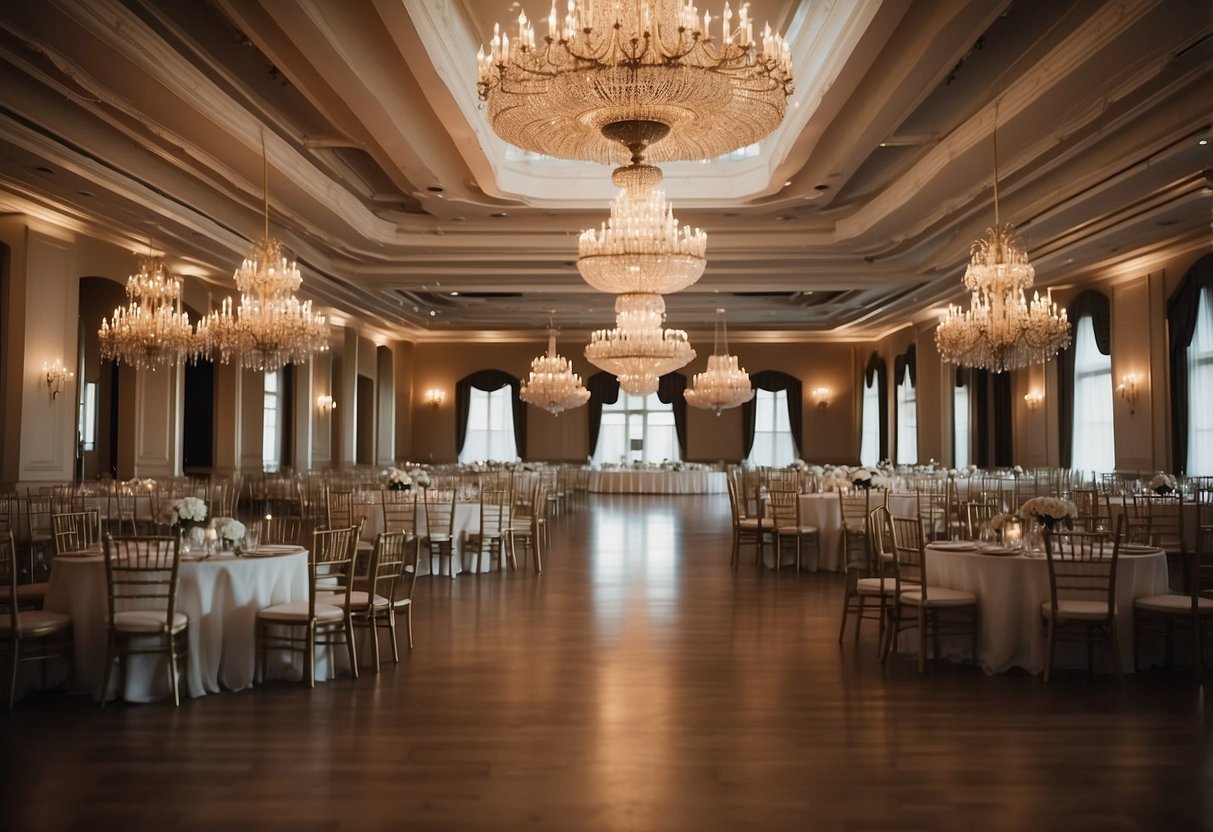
[316,394,336,414]
[424,388,446,409]
[43,358,73,400]
[811,386,832,409]
[1117,373,1140,414]
[1023,390,1044,411]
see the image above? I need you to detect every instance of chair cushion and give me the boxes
[856,577,898,596]
[777,525,818,535]
[899,586,977,607]
[0,609,71,635]
[737,518,770,530]
[112,609,188,634]
[1040,600,1111,620]
[1134,594,1213,614]
[317,590,390,610]
[257,601,344,622]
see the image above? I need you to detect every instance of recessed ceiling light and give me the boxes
[429,310,437,316]
[1200,139,1208,145]
[784,180,792,187]
[449,291,459,296]
[491,212,508,218]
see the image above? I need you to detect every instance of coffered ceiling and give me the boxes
[0,0,1209,342]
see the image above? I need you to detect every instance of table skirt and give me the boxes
[588,470,726,494]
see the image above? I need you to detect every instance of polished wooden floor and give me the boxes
[2,495,1210,831]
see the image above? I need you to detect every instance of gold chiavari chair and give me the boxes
[422,488,457,577]
[326,489,356,528]
[961,500,999,540]
[881,515,978,672]
[914,479,951,542]
[837,505,897,646]
[52,510,102,555]
[23,491,54,583]
[1130,492,1185,554]
[1,531,72,707]
[256,525,359,687]
[467,488,514,572]
[1040,520,1122,683]
[769,487,817,574]
[381,489,419,542]
[350,530,410,671]
[1133,525,1213,675]
[726,476,767,569]
[260,515,303,546]
[100,534,188,706]
[510,480,547,573]
[765,467,801,492]
[1070,488,1112,532]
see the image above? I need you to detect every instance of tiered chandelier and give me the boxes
[196,136,328,372]
[585,293,695,395]
[98,251,197,370]
[519,329,592,414]
[935,109,1070,373]
[476,0,794,165]
[684,308,752,414]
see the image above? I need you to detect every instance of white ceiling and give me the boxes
[0,0,1209,343]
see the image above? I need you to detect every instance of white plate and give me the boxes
[931,541,979,551]
[244,545,301,557]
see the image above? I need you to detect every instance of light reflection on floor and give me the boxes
[589,497,680,633]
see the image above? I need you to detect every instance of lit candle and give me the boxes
[1003,523,1021,546]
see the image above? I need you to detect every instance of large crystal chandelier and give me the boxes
[578,162,706,294]
[585,293,695,395]
[98,252,198,370]
[935,110,1070,373]
[476,0,794,165]
[684,308,752,414]
[196,137,328,371]
[520,330,592,414]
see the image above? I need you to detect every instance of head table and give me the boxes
[43,546,310,702]
[918,541,1168,675]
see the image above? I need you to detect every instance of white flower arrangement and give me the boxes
[1013,464,1025,475]
[1149,473,1177,495]
[661,460,686,471]
[158,496,207,528]
[1018,497,1077,529]
[211,516,246,542]
[850,467,874,489]
[387,468,413,491]
[410,468,433,489]
[989,512,1013,532]
[808,464,825,477]
[789,459,808,471]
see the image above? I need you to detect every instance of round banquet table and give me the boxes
[790,492,918,571]
[588,470,726,494]
[43,546,309,702]
[921,542,1169,675]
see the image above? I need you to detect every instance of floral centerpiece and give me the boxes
[1149,473,1177,495]
[661,460,687,471]
[1012,464,1025,476]
[409,468,433,489]
[850,467,874,490]
[157,496,207,531]
[386,468,413,491]
[210,516,247,553]
[1018,497,1077,531]
[989,512,1014,532]
[789,459,808,471]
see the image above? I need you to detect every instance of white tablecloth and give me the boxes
[923,543,1168,674]
[588,470,726,494]
[353,500,490,576]
[43,548,309,701]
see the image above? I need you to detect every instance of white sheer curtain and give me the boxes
[953,377,970,468]
[458,385,517,463]
[1071,315,1114,473]
[592,392,678,465]
[1187,286,1213,475]
[262,369,281,472]
[896,376,917,464]
[747,389,797,467]
[859,377,879,467]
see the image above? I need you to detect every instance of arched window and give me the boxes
[953,370,970,468]
[456,369,525,462]
[1070,314,1114,472]
[747,389,797,467]
[894,346,917,464]
[594,391,679,464]
[262,369,282,472]
[859,377,880,467]
[1169,254,1213,474]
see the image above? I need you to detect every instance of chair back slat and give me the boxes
[423,488,456,539]
[52,510,102,555]
[382,490,419,536]
[1043,519,1121,616]
[890,515,925,588]
[309,525,357,614]
[103,535,182,629]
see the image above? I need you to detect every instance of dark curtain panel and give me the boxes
[973,369,991,467]
[864,352,889,461]
[992,371,1013,466]
[656,372,688,458]
[1057,290,1110,468]
[455,369,525,458]
[586,371,620,457]
[1168,253,1213,474]
[741,370,803,457]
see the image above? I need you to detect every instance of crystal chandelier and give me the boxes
[476,0,794,165]
[684,308,752,414]
[585,293,695,395]
[578,163,706,295]
[520,330,592,414]
[98,252,198,370]
[935,110,1071,373]
[196,137,328,371]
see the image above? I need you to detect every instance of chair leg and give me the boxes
[345,617,359,680]
[406,605,414,649]
[167,637,181,707]
[370,615,381,674]
[100,631,117,706]
[1043,620,1055,683]
[917,607,928,673]
[837,592,851,644]
[387,610,400,663]
[305,624,316,688]
[854,596,865,643]
[8,641,19,708]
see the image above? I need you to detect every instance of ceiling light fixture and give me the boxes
[935,104,1070,373]
[476,0,794,165]
[520,328,591,414]
[196,133,329,371]
[683,308,752,414]
[585,293,695,395]
[99,247,198,370]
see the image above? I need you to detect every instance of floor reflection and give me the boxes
[589,497,680,633]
